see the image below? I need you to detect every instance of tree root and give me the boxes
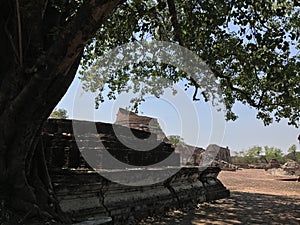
[3,195,70,225]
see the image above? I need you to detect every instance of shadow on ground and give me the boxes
[138,191,300,225]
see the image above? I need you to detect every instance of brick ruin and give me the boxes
[42,119,178,169]
[175,144,205,165]
[114,108,233,168]
[42,119,230,224]
[115,108,166,141]
[266,159,300,178]
[182,144,237,171]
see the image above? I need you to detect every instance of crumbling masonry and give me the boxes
[42,119,229,224]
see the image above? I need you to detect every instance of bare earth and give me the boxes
[138,169,300,225]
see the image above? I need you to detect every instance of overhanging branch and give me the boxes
[209,67,261,108]
[49,0,126,76]
[4,0,125,125]
[167,0,183,46]
[166,0,263,107]
[167,0,203,100]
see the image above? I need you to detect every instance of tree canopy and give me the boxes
[80,0,300,127]
[168,135,185,147]
[0,0,300,223]
[49,108,69,119]
[232,145,284,164]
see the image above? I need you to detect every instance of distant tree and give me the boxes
[168,135,185,147]
[231,155,246,164]
[49,108,69,119]
[231,148,257,164]
[232,151,239,156]
[287,144,297,161]
[238,150,247,157]
[232,146,280,164]
[283,151,300,162]
[264,146,284,163]
[244,146,263,163]
[288,144,297,154]
[247,146,262,158]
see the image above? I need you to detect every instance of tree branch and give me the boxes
[166,0,264,107]
[167,0,210,101]
[167,0,204,100]
[44,0,125,78]
[1,0,125,140]
[166,0,183,46]
[15,0,22,66]
[209,67,261,108]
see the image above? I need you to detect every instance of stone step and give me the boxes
[72,216,112,225]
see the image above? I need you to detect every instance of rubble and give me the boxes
[265,159,281,169]
[186,144,237,170]
[186,146,206,166]
[214,146,232,163]
[174,144,204,165]
[282,159,300,170]
[266,159,300,178]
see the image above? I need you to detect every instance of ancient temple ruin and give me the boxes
[175,144,205,165]
[115,108,166,141]
[185,144,236,171]
[42,117,229,224]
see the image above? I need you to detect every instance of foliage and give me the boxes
[283,151,300,162]
[49,108,68,119]
[80,0,300,127]
[232,145,284,164]
[286,144,298,161]
[288,144,297,153]
[264,146,284,163]
[168,135,185,147]
[231,148,258,164]
[247,146,263,158]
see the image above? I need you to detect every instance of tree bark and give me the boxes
[0,0,124,223]
[0,56,82,223]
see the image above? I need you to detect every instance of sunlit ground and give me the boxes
[138,169,300,225]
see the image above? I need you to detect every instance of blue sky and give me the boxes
[56,74,299,154]
[54,8,300,155]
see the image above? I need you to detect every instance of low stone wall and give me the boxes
[51,167,229,224]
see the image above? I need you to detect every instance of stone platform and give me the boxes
[42,119,229,224]
[51,167,229,224]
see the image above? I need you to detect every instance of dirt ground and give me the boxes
[138,169,300,225]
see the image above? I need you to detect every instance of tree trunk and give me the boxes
[0,56,81,224]
[0,0,124,223]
